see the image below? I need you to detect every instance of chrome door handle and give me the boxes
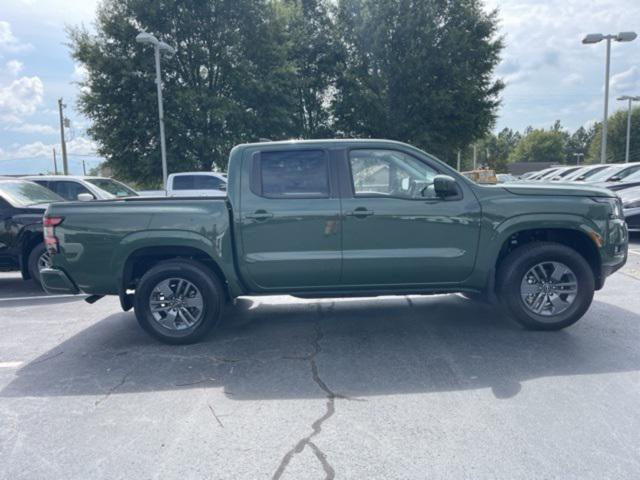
[346,208,374,218]
[246,211,274,221]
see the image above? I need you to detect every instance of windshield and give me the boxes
[563,167,589,181]
[537,168,559,180]
[612,165,640,181]
[555,167,581,178]
[587,165,626,182]
[86,178,138,197]
[619,169,640,182]
[0,180,65,207]
[575,165,609,181]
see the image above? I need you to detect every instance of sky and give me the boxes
[1,0,640,175]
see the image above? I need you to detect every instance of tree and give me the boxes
[565,125,595,164]
[332,0,504,165]
[69,0,301,186]
[587,107,640,163]
[280,0,342,138]
[508,128,566,164]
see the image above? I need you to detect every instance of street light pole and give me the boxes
[573,153,584,165]
[136,32,176,191]
[153,44,168,190]
[618,96,640,163]
[582,31,637,163]
[602,37,612,164]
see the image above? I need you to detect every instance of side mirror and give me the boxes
[433,175,458,199]
[609,176,621,182]
[77,193,95,202]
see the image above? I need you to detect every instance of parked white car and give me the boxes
[166,172,227,197]
[22,175,138,201]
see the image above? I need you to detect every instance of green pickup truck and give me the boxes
[41,140,628,344]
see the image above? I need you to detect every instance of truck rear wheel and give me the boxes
[134,259,223,345]
[27,243,50,288]
[497,242,594,330]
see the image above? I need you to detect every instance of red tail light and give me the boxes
[43,216,64,255]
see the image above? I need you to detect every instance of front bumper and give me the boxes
[597,218,628,289]
[40,267,80,295]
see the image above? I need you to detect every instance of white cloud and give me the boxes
[611,67,640,95]
[0,136,98,160]
[0,21,32,54]
[562,73,583,87]
[5,123,56,134]
[0,75,44,120]
[0,140,49,160]
[5,59,23,76]
[487,0,640,131]
[67,137,97,156]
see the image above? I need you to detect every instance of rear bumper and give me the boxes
[40,267,80,295]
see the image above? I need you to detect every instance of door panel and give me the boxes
[237,148,342,291]
[341,148,481,286]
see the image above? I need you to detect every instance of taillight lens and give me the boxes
[43,216,64,255]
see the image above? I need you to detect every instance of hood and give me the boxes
[502,182,614,198]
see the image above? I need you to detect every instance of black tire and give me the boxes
[134,259,223,345]
[27,243,48,288]
[497,242,595,330]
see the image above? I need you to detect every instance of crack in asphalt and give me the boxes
[94,371,131,407]
[272,303,337,480]
[208,404,224,428]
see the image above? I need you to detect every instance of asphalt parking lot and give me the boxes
[2,237,640,480]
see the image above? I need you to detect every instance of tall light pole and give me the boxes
[57,98,69,174]
[617,95,640,163]
[573,153,584,165]
[582,31,637,163]
[136,32,176,190]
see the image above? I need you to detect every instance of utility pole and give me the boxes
[457,150,461,171]
[52,148,58,175]
[601,37,612,164]
[82,160,87,175]
[57,98,69,175]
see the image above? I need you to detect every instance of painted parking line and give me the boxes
[0,361,23,369]
[0,294,81,303]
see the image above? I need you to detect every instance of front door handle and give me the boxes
[346,207,374,219]
[246,210,274,221]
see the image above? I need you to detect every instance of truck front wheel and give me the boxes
[497,242,595,330]
[134,259,223,344]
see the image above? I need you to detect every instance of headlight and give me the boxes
[593,197,624,218]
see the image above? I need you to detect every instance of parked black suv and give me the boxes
[0,179,64,286]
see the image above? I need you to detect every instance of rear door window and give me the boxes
[256,150,329,198]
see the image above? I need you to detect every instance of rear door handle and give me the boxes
[346,207,374,218]
[246,210,274,221]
